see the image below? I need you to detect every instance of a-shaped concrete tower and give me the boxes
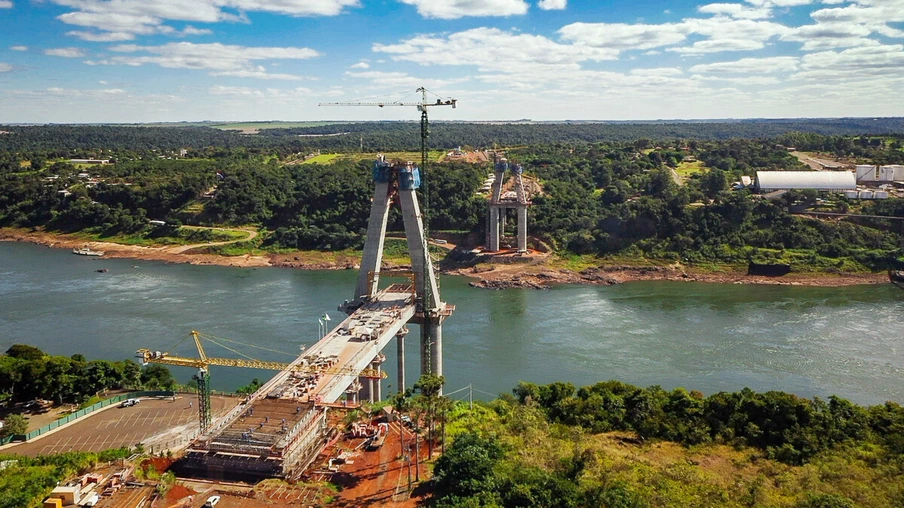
[342,156,454,397]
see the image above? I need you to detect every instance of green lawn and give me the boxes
[675,160,706,177]
[300,153,342,164]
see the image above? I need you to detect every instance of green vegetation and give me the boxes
[300,153,342,164]
[674,159,706,177]
[0,448,132,508]
[211,121,340,131]
[2,125,904,272]
[0,344,176,407]
[430,381,904,507]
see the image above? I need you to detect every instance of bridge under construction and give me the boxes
[173,157,454,481]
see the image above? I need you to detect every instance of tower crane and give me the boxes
[319,87,458,374]
[137,331,386,432]
[319,87,456,174]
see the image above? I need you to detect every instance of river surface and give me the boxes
[1,241,902,405]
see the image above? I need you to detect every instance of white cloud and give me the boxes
[180,26,212,36]
[689,56,799,73]
[779,0,904,51]
[10,45,28,51]
[49,0,359,41]
[98,42,319,80]
[350,61,370,69]
[44,47,87,58]
[67,31,136,42]
[561,16,790,56]
[375,27,617,75]
[538,0,566,11]
[630,67,683,77]
[559,22,686,50]
[209,85,312,97]
[0,1,12,8]
[0,63,12,73]
[698,3,771,20]
[398,0,528,19]
[794,43,904,80]
[343,70,467,89]
[691,74,782,85]
[670,16,791,54]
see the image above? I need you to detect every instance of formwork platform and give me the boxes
[176,400,328,482]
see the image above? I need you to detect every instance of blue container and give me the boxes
[495,161,508,173]
[512,164,523,175]
[399,166,421,190]
[373,159,391,183]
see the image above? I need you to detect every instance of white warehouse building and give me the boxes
[856,164,904,183]
[755,171,856,193]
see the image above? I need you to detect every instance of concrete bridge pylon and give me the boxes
[340,156,454,396]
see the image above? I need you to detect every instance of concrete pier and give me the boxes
[397,332,406,393]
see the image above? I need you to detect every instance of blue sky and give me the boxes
[0,0,902,123]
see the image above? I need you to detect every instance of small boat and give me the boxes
[73,247,105,257]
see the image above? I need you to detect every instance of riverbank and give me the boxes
[0,227,888,288]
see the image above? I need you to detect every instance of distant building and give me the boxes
[755,171,856,193]
[856,164,904,183]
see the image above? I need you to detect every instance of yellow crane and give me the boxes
[137,331,386,431]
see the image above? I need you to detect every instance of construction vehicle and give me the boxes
[137,331,386,432]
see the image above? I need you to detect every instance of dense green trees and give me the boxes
[430,382,904,507]
[512,381,902,466]
[0,345,172,405]
[0,447,132,508]
[2,125,903,271]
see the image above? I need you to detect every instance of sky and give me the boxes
[0,0,902,123]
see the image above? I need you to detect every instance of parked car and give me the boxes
[119,398,140,408]
[204,495,221,507]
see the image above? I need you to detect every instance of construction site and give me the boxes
[19,89,540,506]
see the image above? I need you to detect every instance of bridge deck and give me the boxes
[197,284,417,457]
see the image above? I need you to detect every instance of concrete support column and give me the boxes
[489,207,500,252]
[397,333,406,394]
[373,362,382,402]
[517,206,528,253]
[430,322,443,392]
[359,377,371,404]
[420,330,430,379]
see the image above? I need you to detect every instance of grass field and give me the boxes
[675,159,706,177]
[300,153,342,164]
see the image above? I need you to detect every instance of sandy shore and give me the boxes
[1,228,889,288]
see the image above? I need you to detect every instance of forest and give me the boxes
[3,118,904,154]
[431,380,904,507]
[1,124,904,272]
[0,344,176,417]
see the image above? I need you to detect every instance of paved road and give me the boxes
[4,396,237,457]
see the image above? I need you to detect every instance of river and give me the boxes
[1,241,902,405]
